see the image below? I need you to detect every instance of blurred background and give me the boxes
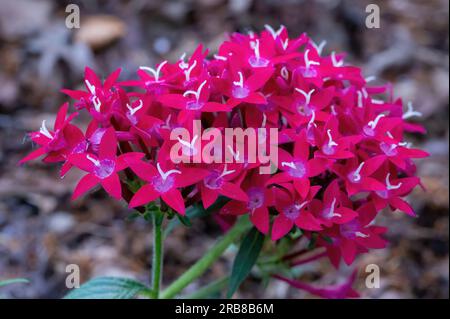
[0,0,448,298]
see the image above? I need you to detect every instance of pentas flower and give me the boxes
[19,103,83,169]
[69,128,144,200]
[272,184,322,241]
[20,27,429,298]
[268,131,327,198]
[220,170,274,234]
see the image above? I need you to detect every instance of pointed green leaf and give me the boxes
[64,277,149,299]
[227,227,265,298]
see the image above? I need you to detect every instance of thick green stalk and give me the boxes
[183,276,229,299]
[160,216,251,299]
[151,210,164,298]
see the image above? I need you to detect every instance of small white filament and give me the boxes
[139,60,168,82]
[183,80,207,102]
[386,173,402,190]
[39,120,53,139]
[352,162,365,182]
[281,161,297,169]
[311,40,327,56]
[367,114,385,130]
[214,54,227,61]
[331,51,344,67]
[86,154,100,167]
[126,100,143,116]
[357,91,363,108]
[184,60,197,82]
[219,164,236,178]
[304,49,320,69]
[157,162,181,181]
[327,129,338,148]
[93,96,102,112]
[280,66,289,80]
[85,79,96,95]
[233,72,244,88]
[295,88,315,105]
[227,145,240,161]
[264,24,284,39]
[403,102,423,120]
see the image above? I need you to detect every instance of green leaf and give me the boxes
[64,277,149,299]
[227,227,265,298]
[0,278,29,288]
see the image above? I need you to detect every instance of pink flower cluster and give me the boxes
[21,26,428,268]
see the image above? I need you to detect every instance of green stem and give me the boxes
[183,276,229,299]
[151,210,163,299]
[160,216,251,299]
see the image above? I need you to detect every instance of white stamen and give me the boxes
[252,39,261,59]
[355,231,369,238]
[281,38,289,50]
[184,60,197,82]
[177,134,198,150]
[311,40,327,55]
[331,51,344,67]
[264,24,284,39]
[126,100,143,116]
[219,164,235,178]
[157,162,181,181]
[362,88,369,99]
[399,141,412,148]
[386,131,394,139]
[304,49,320,69]
[39,120,53,139]
[328,198,342,218]
[85,80,96,95]
[295,88,315,105]
[93,96,102,112]
[330,105,337,115]
[327,129,338,148]
[139,60,167,82]
[357,91,363,108]
[368,114,385,130]
[280,66,289,80]
[403,102,422,120]
[352,162,365,182]
[179,53,189,69]
[365,75,376,83]
[233,72,244,88]
[372,99,384,105]
[162,114,172,129]
[386,173,402,190]
[261,113,267,128]
[183,80,207,102]
[281,161,296,169]
[214,54,227,61]
[227,145,240,161]
[308,110,317,128]
[294,201,309,210]
[86,154,100,167]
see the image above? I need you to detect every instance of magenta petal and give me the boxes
[219,182,249,202]
[250,207,269,234]
[100,173,122,200]
[99,127,117,159]
[201,185,219,209]
[68,154,96,172]
[72,174,99,200]
[19,147,46,164]
[162,189,185,215]
[389,197,416,216]
[271,214,293,240]
[129,184,160,208]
